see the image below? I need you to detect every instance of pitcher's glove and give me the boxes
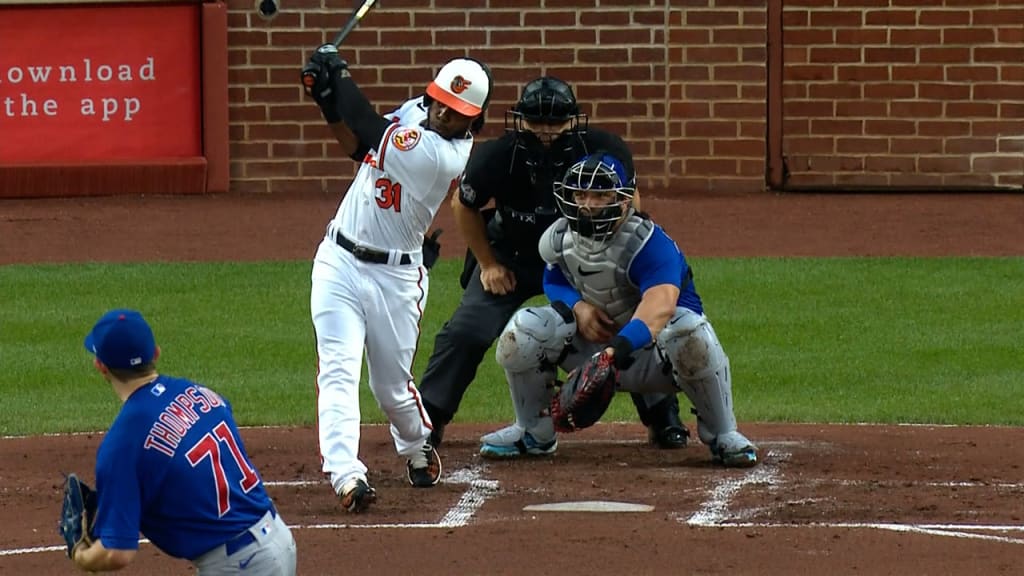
[422,228,443,270]
[550,350,619,432]
[59,473,97,559]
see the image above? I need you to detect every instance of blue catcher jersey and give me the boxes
[90,375,272,560]
[543,223,703,315]
[628,225,703,314]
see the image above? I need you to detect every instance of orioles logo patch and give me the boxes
[392,128,420,151]
[450,75,472,94]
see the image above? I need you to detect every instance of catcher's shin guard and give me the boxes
[501,368,557,436]
[657,308,742,443]
[495,306,575,372]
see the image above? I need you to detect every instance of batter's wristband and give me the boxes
[617,318,652,352]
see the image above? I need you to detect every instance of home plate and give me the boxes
[522,501,654,513]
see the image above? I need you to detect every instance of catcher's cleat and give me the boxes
[339,477,377,513]
[649,424,689,449]
[480,425,557,459]
[406,443,442,487]
[709,431,759,468]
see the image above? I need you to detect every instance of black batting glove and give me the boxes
[302,44,349,118]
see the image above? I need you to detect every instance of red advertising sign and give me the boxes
[0,4,202,162]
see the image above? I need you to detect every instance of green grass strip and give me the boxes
[0,257,1020,435]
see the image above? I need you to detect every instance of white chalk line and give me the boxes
[437,467,500,527]
[684,448,1024,545]
[6,437,1024,558]
[715,522,1024,545]
[0,465,500,558]
[687,449,787,525]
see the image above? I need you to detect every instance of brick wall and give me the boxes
[782,1,1024,188]
[226,0,1023,195]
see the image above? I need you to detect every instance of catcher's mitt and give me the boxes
[550,351,619,432]
[59,473,97,559]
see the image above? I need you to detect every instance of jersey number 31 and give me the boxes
[375,178,402,212]
[186,421,261,517]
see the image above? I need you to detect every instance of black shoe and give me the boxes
[648,424,689,449]
[339,478,377,513]
[406,443,442,487]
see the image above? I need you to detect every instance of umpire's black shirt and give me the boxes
[457,126,635,267]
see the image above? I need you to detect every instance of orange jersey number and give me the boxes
[374,178,402,212]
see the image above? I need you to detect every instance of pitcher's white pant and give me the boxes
[310,238,433,494]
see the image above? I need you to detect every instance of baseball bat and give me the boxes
[302,0,379,94]
[331,0,379,46]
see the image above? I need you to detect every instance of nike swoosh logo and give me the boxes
[239,552,257,569]
[577,265,601,277]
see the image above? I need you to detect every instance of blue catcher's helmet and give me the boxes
[554,152,636,252]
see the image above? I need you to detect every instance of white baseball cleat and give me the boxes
[480,424,557,459]
[710,430,759,468]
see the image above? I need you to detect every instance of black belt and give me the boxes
[224,507,276,556]
[335,231,412,265]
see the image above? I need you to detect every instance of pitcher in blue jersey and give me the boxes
[480,153,759,467]
[70,309,297,574]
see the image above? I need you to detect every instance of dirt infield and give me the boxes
[1,191,1022,574]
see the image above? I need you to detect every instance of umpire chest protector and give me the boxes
[494,134,586,247]
[540,214,654,328]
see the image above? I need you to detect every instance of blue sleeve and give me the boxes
[543,264,582,309]
[91,419,142,550]
[628,226,687,292]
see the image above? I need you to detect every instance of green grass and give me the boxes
[1,257,1021,435]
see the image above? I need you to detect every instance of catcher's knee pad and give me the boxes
[656,308,738,444]
[496,305,575,372]
[656,308,727,379]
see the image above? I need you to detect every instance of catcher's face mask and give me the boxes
[554,152,635,252]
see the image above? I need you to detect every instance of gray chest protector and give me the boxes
[539,215,654,328]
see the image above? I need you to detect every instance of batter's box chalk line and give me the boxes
[678,450,1024,545]
[684,449,787,526]
[1,466,501,558]
[301,465,500,530]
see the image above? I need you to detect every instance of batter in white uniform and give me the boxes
[302,45,491,512]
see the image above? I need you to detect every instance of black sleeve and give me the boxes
[583,128,636,181]
[348,141,371,162]
[458,137,510,209]
[326,73,393,152]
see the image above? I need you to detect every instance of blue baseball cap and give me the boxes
[83,309,156,369]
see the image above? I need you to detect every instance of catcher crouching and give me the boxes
[60,309,297,574]
[479,152,759,468]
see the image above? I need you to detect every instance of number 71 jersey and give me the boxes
[331,96,475,253]
[91,375,273,560]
